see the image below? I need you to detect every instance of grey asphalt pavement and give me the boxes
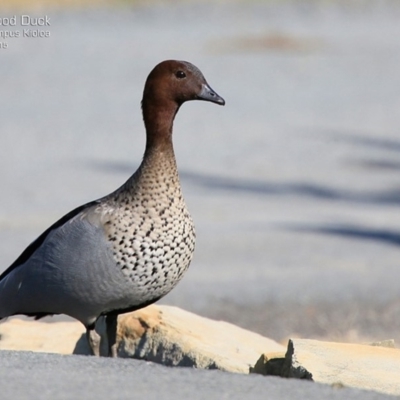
[0,350,395,400]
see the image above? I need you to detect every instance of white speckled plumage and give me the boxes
[0,60,224,357]
[102,145,196,307]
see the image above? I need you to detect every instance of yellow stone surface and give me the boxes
[0,318,84,354]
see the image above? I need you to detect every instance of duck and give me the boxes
[0,60,225,357]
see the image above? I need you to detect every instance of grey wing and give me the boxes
[0,206,128,326]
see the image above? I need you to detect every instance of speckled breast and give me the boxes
[104,181,196,306]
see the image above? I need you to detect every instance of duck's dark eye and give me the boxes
[175,70,186,79]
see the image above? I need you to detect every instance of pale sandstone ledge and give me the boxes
[0,305,284,374]
[2,306,400,396]
[0,319,85,354]
[252,338,400,396]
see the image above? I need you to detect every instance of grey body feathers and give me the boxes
[0,212,144,326]
[0,149,195,327]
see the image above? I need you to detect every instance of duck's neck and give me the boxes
[120,99,182,195]
[142,99,179,155]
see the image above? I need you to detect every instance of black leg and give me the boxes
[86,322,101,356]
[105,314,118,358]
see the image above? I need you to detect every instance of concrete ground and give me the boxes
[1,1,400,397]
[0,350,395,400]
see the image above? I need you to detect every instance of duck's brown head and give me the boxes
[142,60,225,110]
[141,60,224,150]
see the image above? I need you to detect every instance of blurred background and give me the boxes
[1,0,400,345]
